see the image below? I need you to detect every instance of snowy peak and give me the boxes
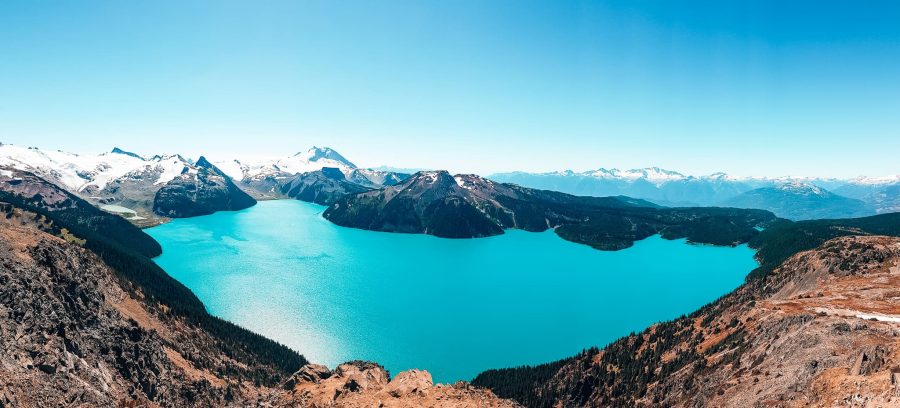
[552,166,688,183]
[206,146,360,184]
[774,182,828,196]
[143,154,192,186]
[296,146,356,168]
[195,156,213,168]
[0,144,147,192]
[404,170,454,186]
[617,167,686,182]
[266,147,357,178]
[453,173,496,191]
[110,147,144,160]
[699,172,750,182]
[848,175,900,186]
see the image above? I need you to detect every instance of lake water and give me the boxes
[146,200,758,382]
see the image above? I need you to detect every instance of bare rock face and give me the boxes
[281,362,520,408]
[283,364,333,389]
[279,167,371,206]
[0,220,232,406]
[384,369,433,398]
[153,156,256,218]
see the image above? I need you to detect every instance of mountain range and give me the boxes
[324,170,775,250]
[2,143,897,226]
[723,182,873,220]
[0,144,408,226]
[490,168,899,219]
[4,142,900,407]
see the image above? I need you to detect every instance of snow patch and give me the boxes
[154,156,189,185]
[212,159,245,181]
[856,313,900,323]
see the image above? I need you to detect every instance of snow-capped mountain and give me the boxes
[3,142,895,224]
[211,147,356,182]
[581,167,688,184]
[0,144,148,193]
[0,143,408,224]
[489,167,899,214]
[773,181,828,196]
[151,156,256,218]
[210,147,407,197]
[724,182,874,220]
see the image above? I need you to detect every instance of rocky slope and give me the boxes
[474,235,900,407]
[0,218,266,406]
[276,362,520,408]
[152,156,256,218]
[0,166,162,257]
[1,166,305,378]
[324,170,775,249]
[279,167,372,206]
[724,182,874,220]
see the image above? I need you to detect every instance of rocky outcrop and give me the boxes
[280,167,371,206]
[279,362,520,408]
[475,235,900,407]
[153,156,256,218]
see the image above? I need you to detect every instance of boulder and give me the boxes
[384,369,433,398]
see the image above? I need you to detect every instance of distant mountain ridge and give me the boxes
[490,167,898,218]
[3,143,895,224]
[724,182,874,220]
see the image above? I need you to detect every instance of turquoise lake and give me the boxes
[146,199,758,383]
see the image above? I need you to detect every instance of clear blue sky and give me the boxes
[1,1,898,177]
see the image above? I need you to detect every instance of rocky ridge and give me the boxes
[152,156,256,218]
[279,167,372,206]
[324,170,775,249]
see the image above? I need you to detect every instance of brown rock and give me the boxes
[284,364,332,389]
[384,369,433,398]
